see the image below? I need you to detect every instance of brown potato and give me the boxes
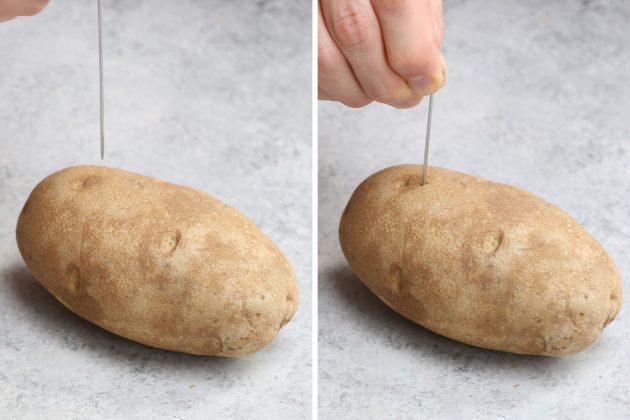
[16,165,298,356]
[339,164,622,356]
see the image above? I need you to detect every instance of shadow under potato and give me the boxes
[326,265,565,367]
[4,264,240,369]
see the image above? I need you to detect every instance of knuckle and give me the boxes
[331,3,374,49]
[371,0,408,15]
[389,52,423,76]
[388,45,437,77]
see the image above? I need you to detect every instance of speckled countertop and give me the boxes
[319,0,630,418]
[0,1,311,419]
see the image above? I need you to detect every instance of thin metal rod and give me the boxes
[97,0,105,159]
[420,94,434,185]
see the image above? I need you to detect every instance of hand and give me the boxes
[319,0,446,108]
[0,0,49,23]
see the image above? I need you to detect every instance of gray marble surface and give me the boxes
[319,0,630,418]
[0,1,311,419]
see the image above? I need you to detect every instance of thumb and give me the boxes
[431,0,447,92]
[430,0,444,48]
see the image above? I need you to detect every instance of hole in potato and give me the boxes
[82,175,102,188]
[399,175,421,190]
[386,263,404,294]
[604,316,615,328]
[71,175,102,191]
[65,263,81,294]
[483,231,504,256]
[160,231,182,255]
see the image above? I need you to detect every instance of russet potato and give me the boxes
[16,165,298,356]
[339,164,622,356]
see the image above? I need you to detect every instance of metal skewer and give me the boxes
[420,93,434,185]
[97,0,105,159]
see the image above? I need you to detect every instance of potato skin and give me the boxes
[339,164,622,356]
[16,165,298,356]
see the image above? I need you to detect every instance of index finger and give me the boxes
[0,0,49,19]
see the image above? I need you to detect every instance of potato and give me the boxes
[339,164,622,356]
[16,165,298,357]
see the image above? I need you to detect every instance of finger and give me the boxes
[318,2,372,108]
[431,0,444,46]
[0,0,49,17]
[371,0,444,96]
[321,0,418,108]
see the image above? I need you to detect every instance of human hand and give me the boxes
[319,0,446,108]
[0,0,49,23]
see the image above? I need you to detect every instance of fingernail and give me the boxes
[408,75,437,96]
[440,53,448,86]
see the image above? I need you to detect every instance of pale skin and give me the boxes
[0,0,49,22]
[319,0,446,108]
